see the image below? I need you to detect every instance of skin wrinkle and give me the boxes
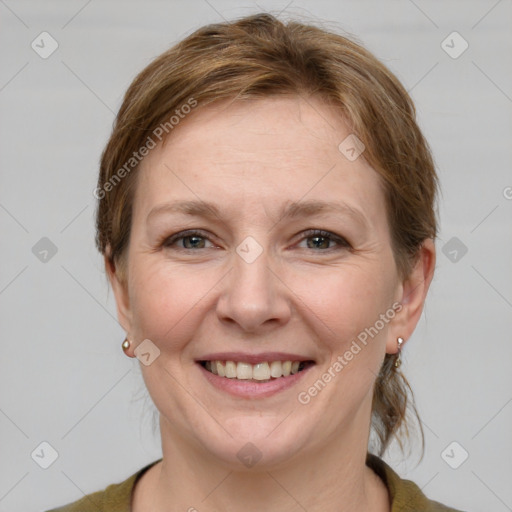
[108,96,435,512]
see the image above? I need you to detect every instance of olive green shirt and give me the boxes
[46,454,464,511]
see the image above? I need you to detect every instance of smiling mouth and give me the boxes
[199,360,315,382]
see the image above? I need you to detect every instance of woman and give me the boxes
[48,13,463,512]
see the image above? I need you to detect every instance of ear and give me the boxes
[104,247,133,339]
[386,238,436,354]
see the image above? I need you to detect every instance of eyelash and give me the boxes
[161,229,351,252]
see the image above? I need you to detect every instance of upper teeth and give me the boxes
[205,360,304,380]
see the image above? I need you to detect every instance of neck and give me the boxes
[145,416,390,512]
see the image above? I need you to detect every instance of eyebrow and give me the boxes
[146,199,369,228]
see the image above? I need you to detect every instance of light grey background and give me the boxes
[1,1,511,511]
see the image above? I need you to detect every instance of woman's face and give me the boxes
[110,96,428,468]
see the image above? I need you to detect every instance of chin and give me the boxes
[193,415,315,471]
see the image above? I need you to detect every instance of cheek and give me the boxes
[298,261,395,346]
[295,265,394,419]
[128,259,219,350]
[128,245,397,362]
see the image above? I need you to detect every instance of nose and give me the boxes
[215,244,292,333]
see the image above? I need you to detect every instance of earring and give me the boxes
[122,338,131,356]
[394,337,404,368]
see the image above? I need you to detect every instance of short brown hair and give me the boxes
[95,13,438,456]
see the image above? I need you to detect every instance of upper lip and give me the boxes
[196,352,315,364]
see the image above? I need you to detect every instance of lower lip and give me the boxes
[197,363,313,399]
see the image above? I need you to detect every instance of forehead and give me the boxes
[133,96,388,231]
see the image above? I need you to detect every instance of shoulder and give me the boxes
[44,459,162,512]
[366,454,466,512]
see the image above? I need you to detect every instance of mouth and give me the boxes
[195,352,316,398]
[199,359,315,383]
